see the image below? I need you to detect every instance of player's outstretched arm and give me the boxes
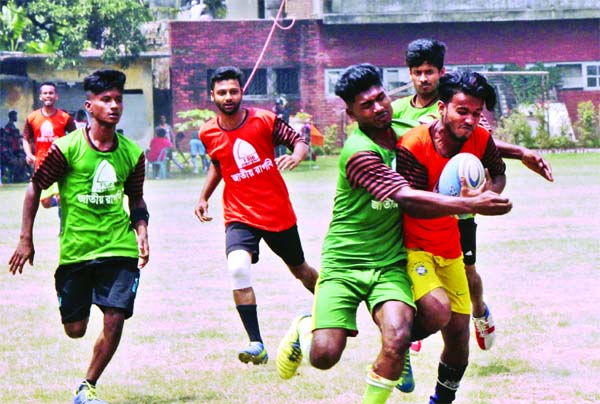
[195,162,221,222]
[393,186,512,219]
[494,139,553,182]
[9,183,42,275]
[521,149,553,182]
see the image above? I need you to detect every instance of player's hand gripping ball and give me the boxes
[437,152,485,197]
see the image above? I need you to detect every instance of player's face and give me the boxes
[347,85,392,130]
[85,88,123,126]
[409,63,445,98]
[211,79,243,116]
[439,92,484,140]
[39,85,58,107]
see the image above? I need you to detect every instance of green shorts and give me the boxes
[313,262,415,336]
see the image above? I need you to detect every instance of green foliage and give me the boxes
[291,111,312,123]
[575,101,600,148]
[322,124,341,155]
[501,63,561,105]
[495,110,534,147]
[174,109,216,133]
[203,0,227,19]
[534,107,553,149]
[0,0,152,69]
[0,1,29,51]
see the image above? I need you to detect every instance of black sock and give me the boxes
[430,361,467,403]
[236,304,262,343]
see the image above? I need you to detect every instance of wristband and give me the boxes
[130,207,149,227]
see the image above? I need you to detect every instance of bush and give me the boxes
[534,107,553,149]
[575,101,600,148]
[495,111,534,147]
[322,124,341,155]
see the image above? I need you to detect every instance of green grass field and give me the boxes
[1,152,599,403]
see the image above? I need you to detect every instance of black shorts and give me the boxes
[225,222,305,266]
[54,257,140,324]
[458,217,477,265]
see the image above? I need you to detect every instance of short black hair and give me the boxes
[334,63,383,105]
[405,38,446,70]
[210,66,244,90]
[156,128,166,138]
[84,70,126,95]
[39,81,56,89]
[438,70,497,111]
[8,110,17,120]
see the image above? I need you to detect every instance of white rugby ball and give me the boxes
[437,153,485,197]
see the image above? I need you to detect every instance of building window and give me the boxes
[382,67,409,93]
[325,69,343,97]
[586,64,600,88]
[242,68,267,96]
[555,64,583,89]
[326,67,409,97]
[274,68,299,95]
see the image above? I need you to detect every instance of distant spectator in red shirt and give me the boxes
[147,128,172,162]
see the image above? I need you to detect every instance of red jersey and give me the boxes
[147,137,172,162]
[397,123,505,258]
[200,108,302,231]
[24,109,75,169]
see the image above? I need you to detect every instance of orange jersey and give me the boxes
[24,109,75,169]
[397,124,496,258]
[200,108,297,231]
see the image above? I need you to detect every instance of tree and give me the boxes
[0,1,29,51]
[174,109,216,133]
[0,0,152,69]
[575,101,600,148]
[203,0,227,19]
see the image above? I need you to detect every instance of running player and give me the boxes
[23,81,77,210]
[276,64,511,404]
[393,38,553,352]
[397,70,505,403]
[194,66,319,366]
[10,70,149,404]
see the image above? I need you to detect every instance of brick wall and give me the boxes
[170,18,600,133]
[559,89,600,123]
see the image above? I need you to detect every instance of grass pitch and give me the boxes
[0,152,598,403]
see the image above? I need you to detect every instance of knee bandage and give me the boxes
[227,250,252,290]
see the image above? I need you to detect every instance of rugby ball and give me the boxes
[437,153,485,197]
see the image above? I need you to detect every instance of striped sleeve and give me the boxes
[124,153,146,198]
[346,151,409,201]
[396,146,429,190]
[272,117,307,150]
[481,136,506,177]
[31,143,68,189]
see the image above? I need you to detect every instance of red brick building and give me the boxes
[170,18,600,132]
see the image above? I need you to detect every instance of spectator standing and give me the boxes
[189,134,209,174]
[2,111,30,183]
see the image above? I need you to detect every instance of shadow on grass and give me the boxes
[469,357,533,377]
[113,395,198,404]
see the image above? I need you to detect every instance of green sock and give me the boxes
[362,371,397,404]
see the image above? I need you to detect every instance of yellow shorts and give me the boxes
[406,249,471,315]
[40,182,59,202]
